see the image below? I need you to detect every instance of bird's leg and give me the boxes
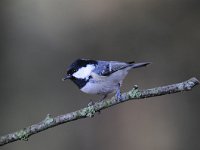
[99,94,108,102]
[115,83,122,101]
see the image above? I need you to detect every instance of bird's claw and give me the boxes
[115,91,122,102]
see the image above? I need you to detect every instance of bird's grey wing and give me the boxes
[94,61,133,76]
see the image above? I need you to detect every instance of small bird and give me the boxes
[62,59,150,101]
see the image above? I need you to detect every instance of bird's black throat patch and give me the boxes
[70,75,92,89]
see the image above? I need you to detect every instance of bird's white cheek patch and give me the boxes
[73,64,95,79]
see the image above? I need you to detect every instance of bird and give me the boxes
[62,59,151,101]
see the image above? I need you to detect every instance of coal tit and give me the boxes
[62,59,150,101]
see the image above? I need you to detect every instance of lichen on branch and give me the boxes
[0,77,199,146]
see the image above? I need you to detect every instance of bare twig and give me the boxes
[0,77,199,146]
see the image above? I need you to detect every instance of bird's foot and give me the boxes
[115,83,122,102]
[115,90,122,102]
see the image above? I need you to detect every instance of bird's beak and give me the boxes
[62,74,72,81]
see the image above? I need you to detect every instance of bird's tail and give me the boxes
[129,62,151,69]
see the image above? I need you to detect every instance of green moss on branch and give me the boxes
[0,77,199,146]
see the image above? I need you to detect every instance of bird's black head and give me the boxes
[62,59,97,88]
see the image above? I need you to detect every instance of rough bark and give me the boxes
[0,77,199,146]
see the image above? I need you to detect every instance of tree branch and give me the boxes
[0,77,199,146]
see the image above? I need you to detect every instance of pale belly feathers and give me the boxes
[80,68,130,95]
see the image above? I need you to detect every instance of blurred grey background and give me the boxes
[0,0,200,150]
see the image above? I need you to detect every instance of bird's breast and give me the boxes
[80,69,129,95]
